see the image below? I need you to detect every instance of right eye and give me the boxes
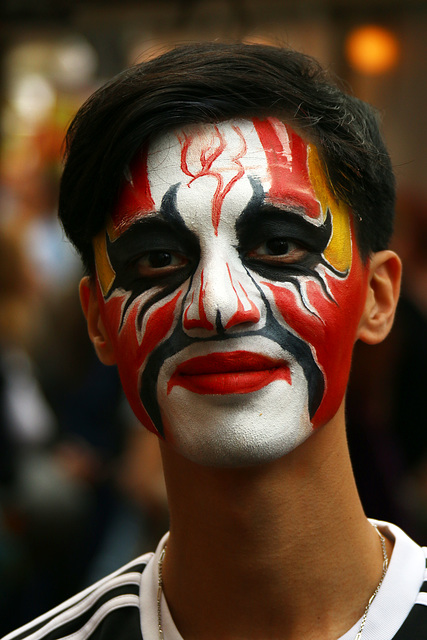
[135,250,189,278]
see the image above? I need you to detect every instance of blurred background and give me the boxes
[0,0,426,633]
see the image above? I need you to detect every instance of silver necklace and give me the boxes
[156,524,389,640]
[354,523,389,640]
[157,545,167,640]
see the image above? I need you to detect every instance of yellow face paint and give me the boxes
[308,145,352,273]
[93,222,116,297]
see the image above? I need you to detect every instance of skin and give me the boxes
[81,117,402,639]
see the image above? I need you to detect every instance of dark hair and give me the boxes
[59,42,395,271]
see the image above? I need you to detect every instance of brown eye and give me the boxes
[247,238,308,264]
[149,252,174,267]
[265,239,291,255]
[136,250,188,277]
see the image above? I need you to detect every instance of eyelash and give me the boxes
[134,250,190,278]
[245,238,309,265]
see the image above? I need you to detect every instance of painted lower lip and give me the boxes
[167,351,291,395]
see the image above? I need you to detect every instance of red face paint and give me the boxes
[93,118,368,467]
[263,217,367,429]
[178,125,248,234]
[182,270,214,331]
[167,351,291,395]
[110,149,155,237]
[252,117,321,219]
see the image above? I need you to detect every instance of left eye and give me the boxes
[135,250,189,277]
[246,238,308,264]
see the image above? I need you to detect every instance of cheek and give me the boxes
[96,283,182,435]
[264,255,368,428]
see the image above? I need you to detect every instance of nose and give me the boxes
[182,257,263,335]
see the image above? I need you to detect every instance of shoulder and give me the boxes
[1,553,153,640]
[358,521,427,640]
[392,545,427,639]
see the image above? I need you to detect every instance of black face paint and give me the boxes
[104,184,200,329]
[235,177,347,309]
[139,277,324,437]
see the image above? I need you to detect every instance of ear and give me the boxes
[357,250,402,345]
[79,276,117,365]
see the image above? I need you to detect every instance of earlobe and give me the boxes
[357,250,402,345]
[79,276,117,365]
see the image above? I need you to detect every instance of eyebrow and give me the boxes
[108,217,193,264]
[107,182,200,262]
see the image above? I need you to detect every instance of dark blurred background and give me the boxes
[0,0,426,634]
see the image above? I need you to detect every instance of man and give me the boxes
[4,43,426,640]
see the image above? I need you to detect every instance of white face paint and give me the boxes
[93,117,367,467]
[157,337,311,467]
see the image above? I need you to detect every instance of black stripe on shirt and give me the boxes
[419,581,427,593]
[392,603,427,639]
[12,605,142,640]
[5,559,149,640]
[82,606,142,640]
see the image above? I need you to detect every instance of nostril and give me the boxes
[215,310,225,335]
[223,281,262,330]
[183,302,214,331]
[224,302,261,330]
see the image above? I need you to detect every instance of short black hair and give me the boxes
[58,42,395,271]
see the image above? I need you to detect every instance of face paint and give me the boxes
[93,117,368,467]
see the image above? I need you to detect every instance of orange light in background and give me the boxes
[345,25,400,75]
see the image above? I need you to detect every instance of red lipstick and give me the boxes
[167,350,291,395]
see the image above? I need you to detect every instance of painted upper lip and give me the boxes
[173,351,285,375]
[167,350,291,395]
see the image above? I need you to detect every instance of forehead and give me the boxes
[149,119,267,185]
[110,117,331,236]
[147,118,307,195]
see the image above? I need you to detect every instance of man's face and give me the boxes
[93,117,368,467]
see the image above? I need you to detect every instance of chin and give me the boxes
[158,375,314,468]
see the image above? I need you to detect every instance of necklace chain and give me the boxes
[156,524,389,640]
[157,546,166,640]
[354,523,389,640]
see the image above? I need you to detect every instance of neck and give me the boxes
[159,404,392,640]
